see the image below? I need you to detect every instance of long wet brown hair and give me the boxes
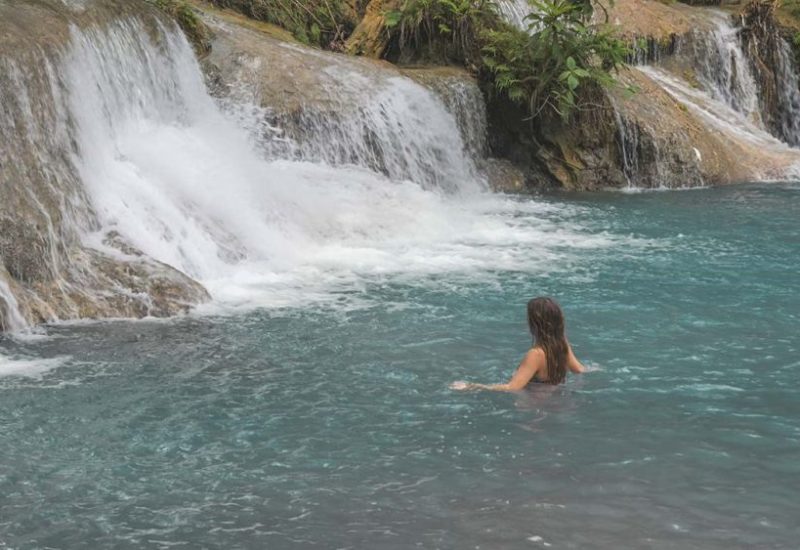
[527,297,569,385]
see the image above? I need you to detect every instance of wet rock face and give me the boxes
[481,158,527,193]
[0,0,210,330]
[0,218,58,284]
[485,0,800,190]
[6,240,210,327]
[609,69,734,188]
[485,83,633,190]
[740,0,800,146]
[485,64,799,190]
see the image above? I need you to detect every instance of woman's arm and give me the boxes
[452,349,544,392]
[567,343,585,374]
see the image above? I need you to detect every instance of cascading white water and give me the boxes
[774,38,800,146]
[638,66,787,149]
[51,16,622,311]
[663,10,800,150]
[497,0,534,30]
[0,279,27,333]
[414,72,490,161]
[684,12,764,125]
[212,39,488,193]
[66,19,485,285]
[274,75,486,192]
[609,96,640,187]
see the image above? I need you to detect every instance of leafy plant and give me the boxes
[208,0,360,48]
[382,0,628,118]
[481,0,629,119]
[384,0,501,64]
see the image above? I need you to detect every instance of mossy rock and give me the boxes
[146,0,212,54]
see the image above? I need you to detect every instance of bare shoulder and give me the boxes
[523,347,546,365]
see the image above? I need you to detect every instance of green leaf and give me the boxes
[384,10,402,28]
[567,74,579,90]
[566,56,576,70]
[508,86,526,102]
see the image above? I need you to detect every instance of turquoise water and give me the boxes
[1,184,799,549]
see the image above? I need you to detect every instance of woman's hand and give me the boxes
[450,381,472,391]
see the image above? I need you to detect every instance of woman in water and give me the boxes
[452,297,585,391]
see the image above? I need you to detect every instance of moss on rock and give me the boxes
[147,0,212,54]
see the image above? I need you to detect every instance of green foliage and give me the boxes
[381,0,627,118]
[481,0,629,119]
[209,0,361,48]
[786,0,800,21]
[385,0,501,64]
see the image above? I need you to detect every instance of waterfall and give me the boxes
[497,0,533,30]
[0,279,27,333]
[411,72,490,161]
[610,98,640,187]
[608,8,800,187]
[235,75,485,192]
[660,10,800,149]
[3,6,559,324]
[770,34,800,145]
[683,13,764,124]
[210,39,487,193]
[638,66,783,149]
[65,18,493,301]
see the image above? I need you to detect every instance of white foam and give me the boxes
[0,354,68,378]
[615,184,712,194]
[58,19,645,313]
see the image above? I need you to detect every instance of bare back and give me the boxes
[524,344,585,385]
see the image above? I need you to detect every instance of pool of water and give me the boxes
[1,184,799,549]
